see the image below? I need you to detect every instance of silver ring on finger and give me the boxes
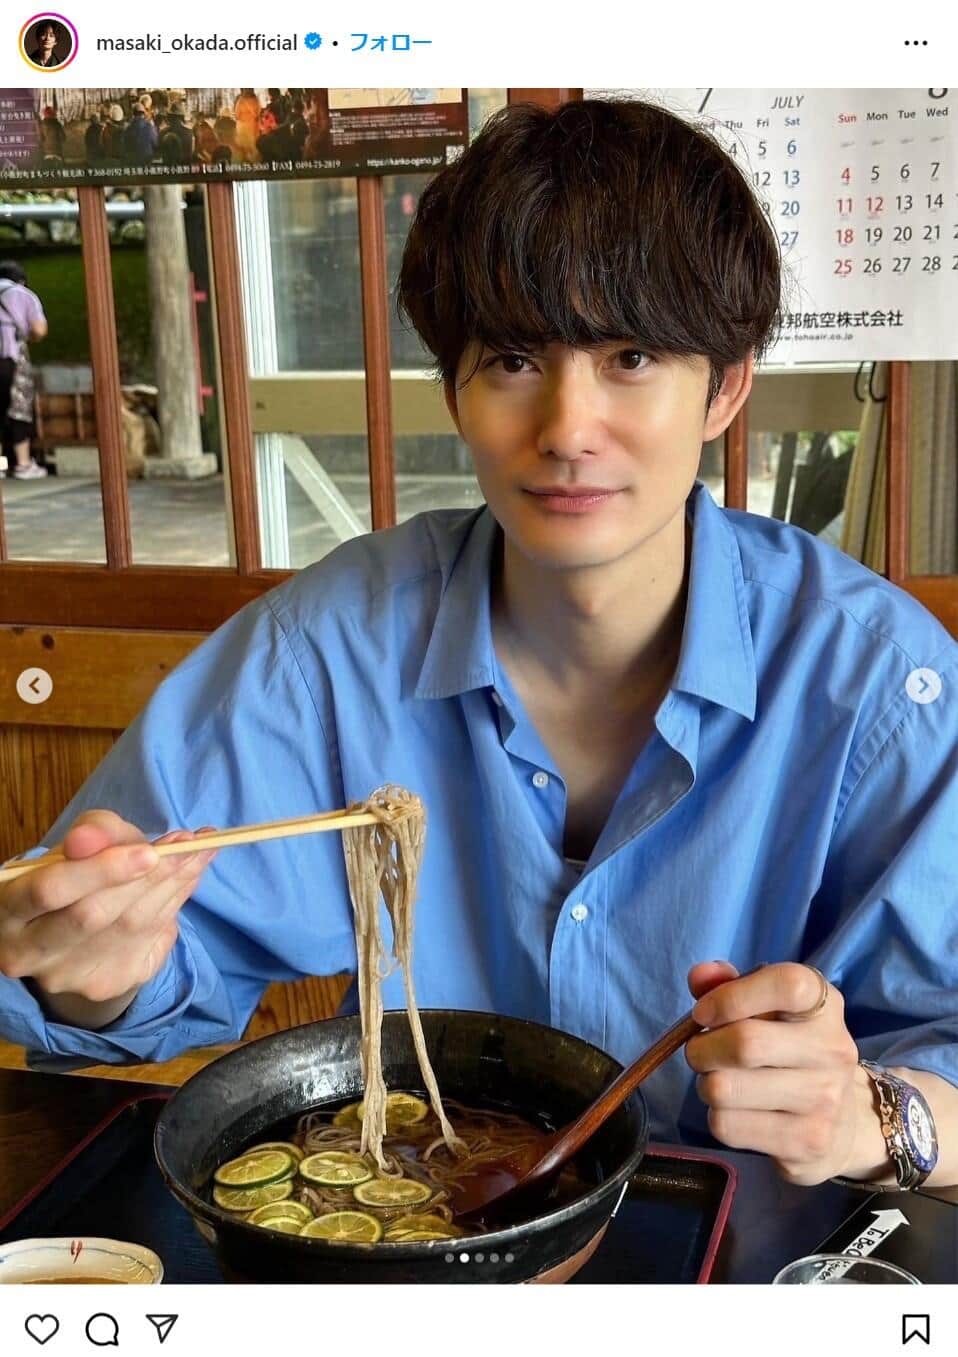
[781,964,830,1022]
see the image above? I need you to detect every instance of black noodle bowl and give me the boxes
[154,1010,649,1283]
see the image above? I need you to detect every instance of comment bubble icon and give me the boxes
[85,1313,119,1347]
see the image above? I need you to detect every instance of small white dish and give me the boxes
[0,1237,163,1284]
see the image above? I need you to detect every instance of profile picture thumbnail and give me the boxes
[20,13,77,72]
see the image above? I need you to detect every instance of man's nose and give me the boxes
[535,368,602,460]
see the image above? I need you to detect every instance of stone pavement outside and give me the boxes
[1,471,772,570]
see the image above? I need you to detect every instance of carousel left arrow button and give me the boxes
[16,667,53,705]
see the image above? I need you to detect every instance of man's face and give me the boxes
[445,340,749,574]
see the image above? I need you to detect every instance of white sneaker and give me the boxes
[13,459,48,480]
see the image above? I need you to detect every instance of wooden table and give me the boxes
[1,1066,955,1283]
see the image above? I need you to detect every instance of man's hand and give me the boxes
[0,809,219,1014]
[685,960,872,1185]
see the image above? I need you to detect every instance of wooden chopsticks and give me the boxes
[0,807,381,884]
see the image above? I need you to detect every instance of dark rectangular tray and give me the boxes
[813,1186,958,1284]
[0,1096,735,1283]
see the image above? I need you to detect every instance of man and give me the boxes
[158,103,193,166]
[193,113,219,165]
[256,100,309,164]
[0,99,955,1192]
[37,107,65,163]
[233,89,261,163]
[122,103,159,166]
[100,106,126,165]
[26,20,68,69]
[0,261,48,479]
[84,113,104,165]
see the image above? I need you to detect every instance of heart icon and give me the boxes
[25,1314,59,1345]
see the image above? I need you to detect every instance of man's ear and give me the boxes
[443,377,464,439]
[702,353,754,443]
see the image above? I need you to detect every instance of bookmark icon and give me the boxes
[902,1315,931,1346]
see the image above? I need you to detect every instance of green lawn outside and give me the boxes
[1,245,152,384]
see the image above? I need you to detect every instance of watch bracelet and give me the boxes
[831,1060,919,1192]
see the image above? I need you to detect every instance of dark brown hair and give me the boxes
[397,98,783,405]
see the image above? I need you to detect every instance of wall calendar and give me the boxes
[585,89,956,363]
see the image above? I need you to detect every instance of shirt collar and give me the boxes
[414,506,498,701]
[671,481,757,721]
[414,480,756,721]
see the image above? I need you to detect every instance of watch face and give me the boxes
[901,1088,939,1170]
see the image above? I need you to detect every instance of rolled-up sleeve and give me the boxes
[0,590,357,1068]
[807,647,958,1084]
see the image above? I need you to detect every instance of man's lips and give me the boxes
[522,486,621,514]
[524,486,619,497]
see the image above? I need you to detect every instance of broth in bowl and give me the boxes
[155,1009,647,1284]
[209,1090,592,1241]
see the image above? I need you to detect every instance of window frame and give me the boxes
[0,90,935,629]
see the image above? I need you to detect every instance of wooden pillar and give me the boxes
[886,361,910,585]
[724,408,749,511]
[206,182,261,573]
[78,188,132,568]
[357,175,396,530]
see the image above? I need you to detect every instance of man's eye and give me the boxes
[618,349,650,370]
[489,353,529,374]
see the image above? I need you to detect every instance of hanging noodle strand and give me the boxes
[341,784,468,1170]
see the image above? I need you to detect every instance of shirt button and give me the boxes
[490,690,503,707]
[532,771,549,789]
[570,903,589,923]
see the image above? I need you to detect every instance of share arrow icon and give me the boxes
[146,1315,179,1345]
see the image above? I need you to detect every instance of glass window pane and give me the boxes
[699,437,725,508]
[742,361,958,576]
[115,183,229,566]
[0,183,232,566]
[247,92,509,567]
[255,176,367,569]
[743,365,869,563]
[0,187,106,561]
[746,427,855,546]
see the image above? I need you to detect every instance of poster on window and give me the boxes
[0,87,470,188]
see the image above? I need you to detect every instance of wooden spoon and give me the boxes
[452,1010,701,1223]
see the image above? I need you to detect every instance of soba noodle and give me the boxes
[293,1097,548,1232]
[340,784,467,1169]
[208,783,586,1242]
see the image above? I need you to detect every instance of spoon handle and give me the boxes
[537,1012,701,1178]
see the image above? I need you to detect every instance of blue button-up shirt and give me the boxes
[3,481,957,1143]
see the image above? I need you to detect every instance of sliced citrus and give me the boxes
[300,1210,384,1243]
[353,1176,433,1208]
[357,1092,430,1131]
[246,1140,304,1162]
[332,1101,362,1128]
[299,1151,373,1187]
[249,1213,307,1234]
[248,1200,314,1226]
[213,1148,294,1188]
[383,1213,462,1241]
[387,1228,455,1242]
[213,1178,294,1212]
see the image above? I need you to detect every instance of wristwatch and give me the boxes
[833,1060,939,1191]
